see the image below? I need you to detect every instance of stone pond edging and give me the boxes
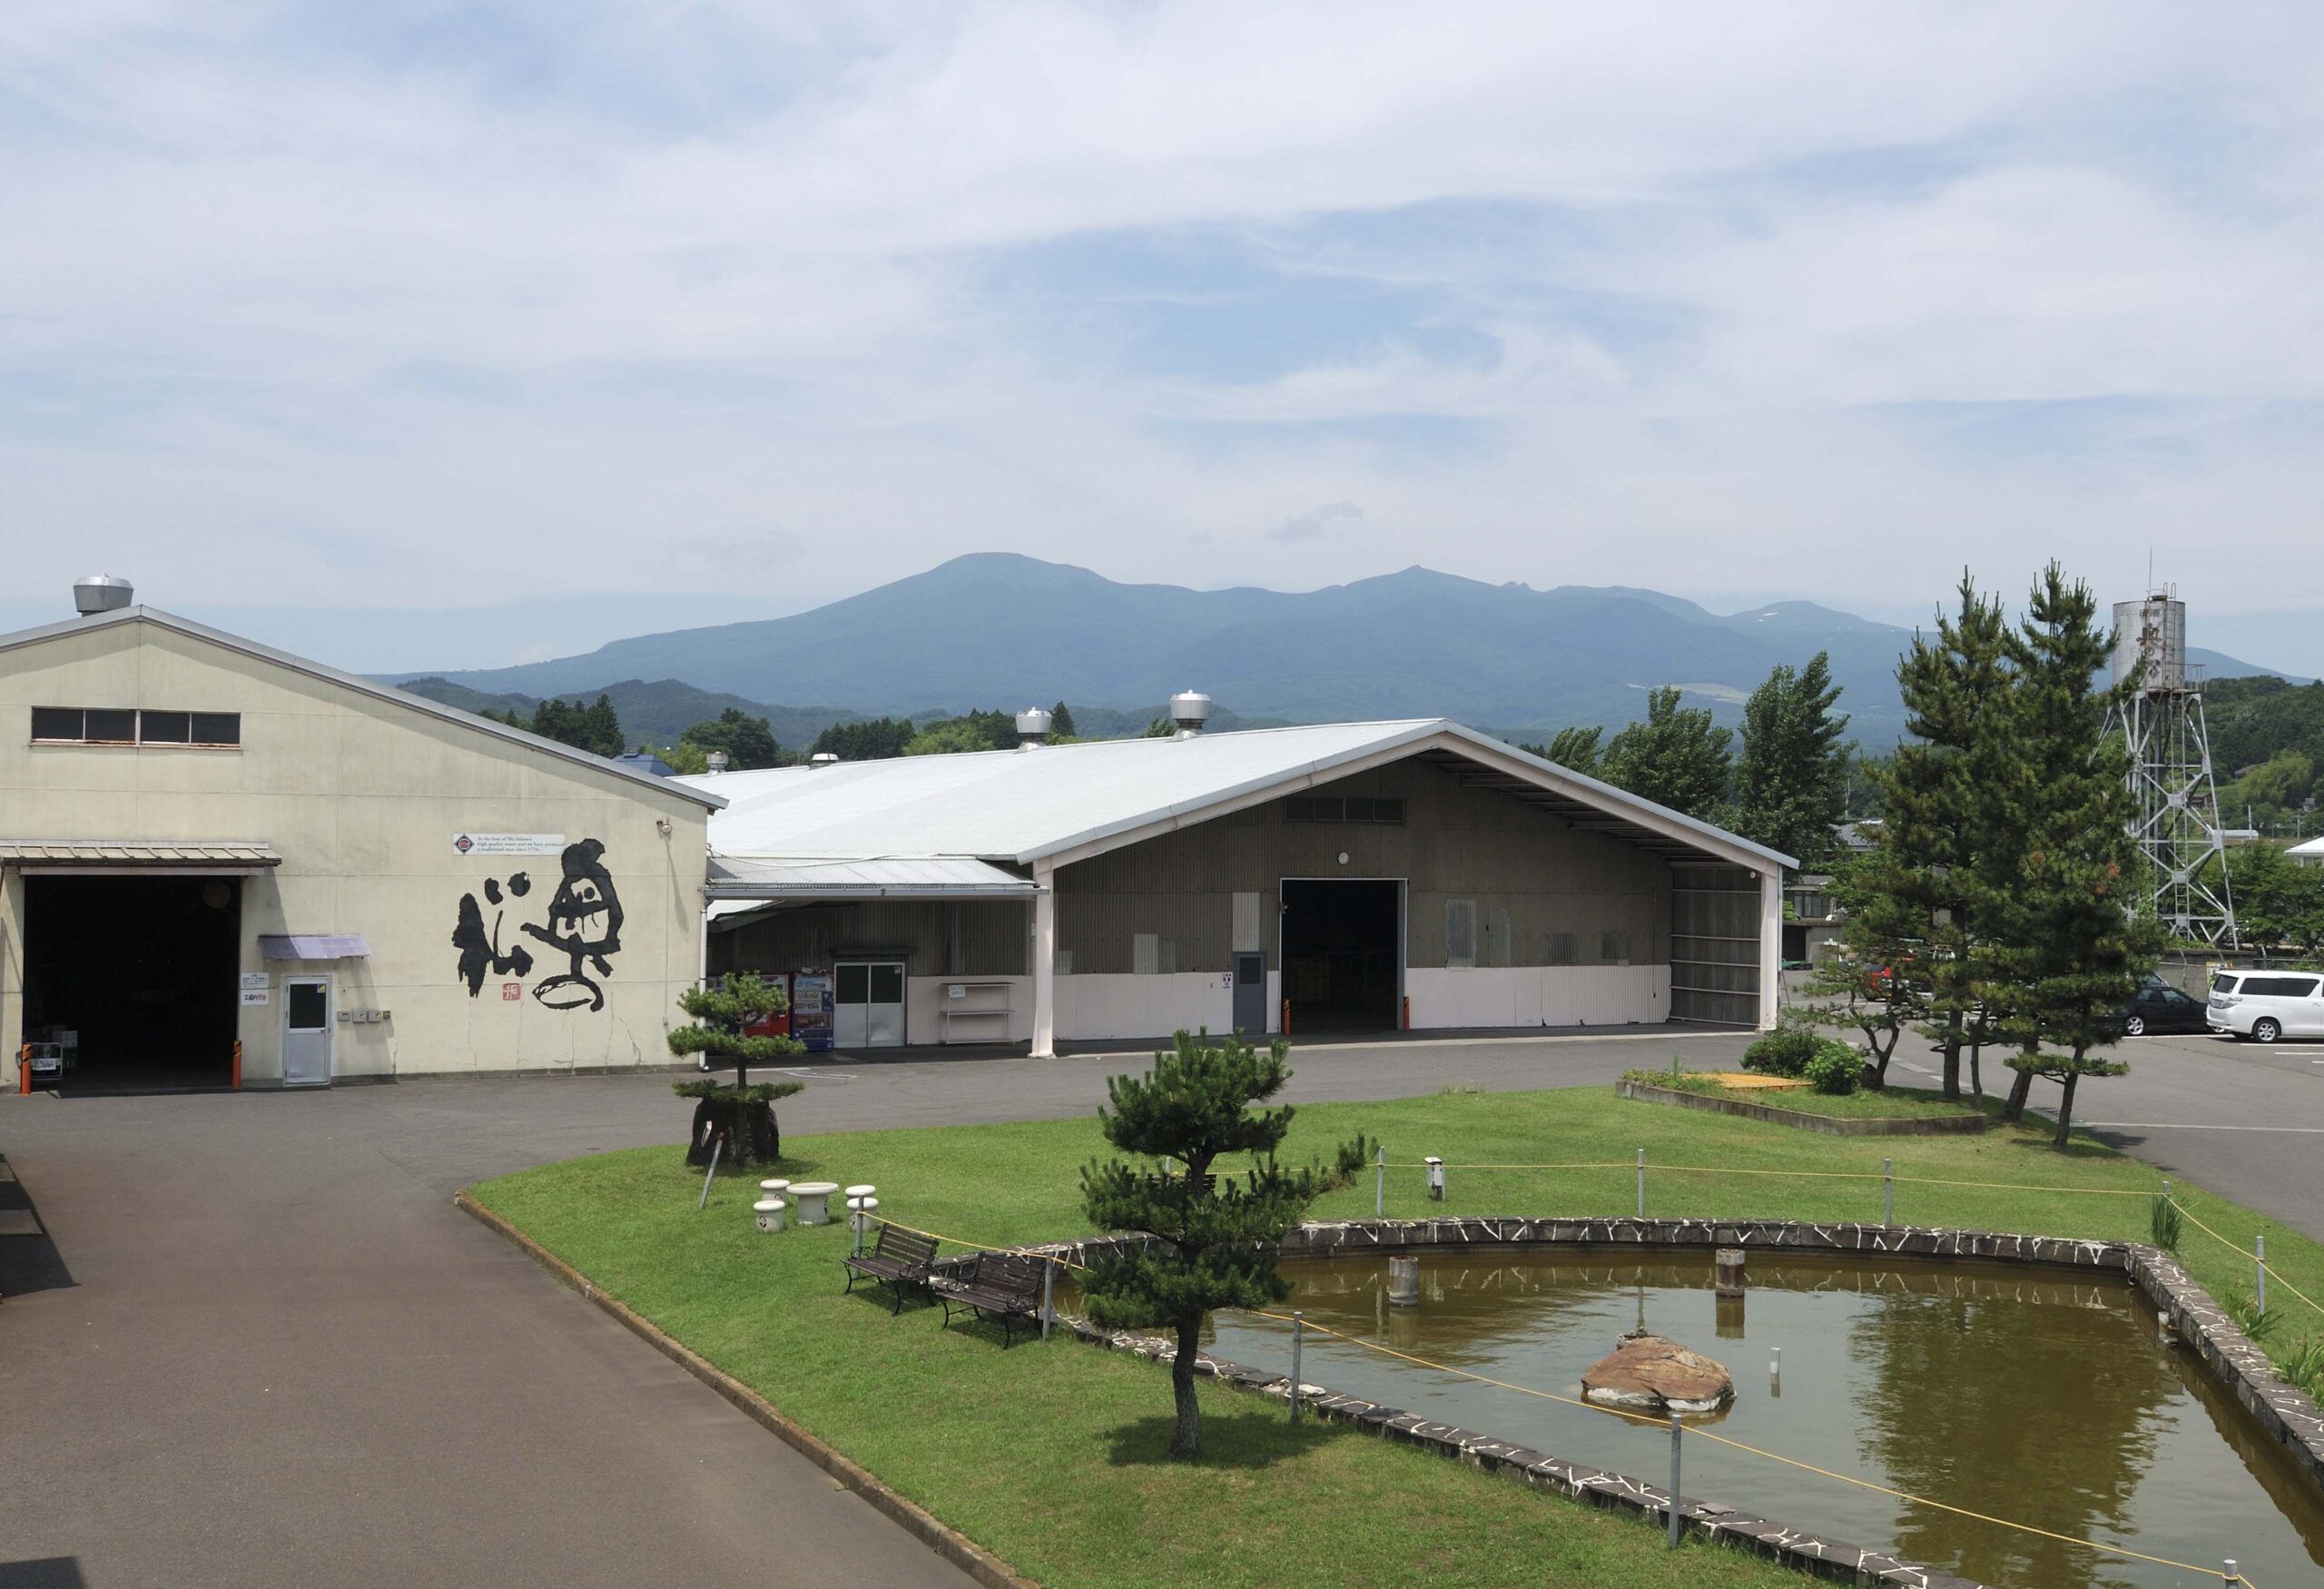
[1615,1078,1991,1136]
[1024,1216,2324,1588]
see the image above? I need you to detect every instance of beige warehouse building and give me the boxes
[0,579,720,1092]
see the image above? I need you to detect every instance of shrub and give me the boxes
[1803,1039,1863,1095]
[2149,1192,2183,1253]
[1741,1018,1822,1078]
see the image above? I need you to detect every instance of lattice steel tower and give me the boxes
[2108,591,2238,946]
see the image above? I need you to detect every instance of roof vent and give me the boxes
[1168,690,1212,738]
[810,752,841,769]
[74,574,133,616]
[704,750,729,775]
[1015,706,1052,748]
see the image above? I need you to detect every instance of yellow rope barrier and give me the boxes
[1381,1160,2159,1195]
[876,1219,1093,1271]
[1247,1308,2251,1584]
[2169,1199,2324,1326]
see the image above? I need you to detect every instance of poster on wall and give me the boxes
[454,834,565,856]
[240,972,270,1007]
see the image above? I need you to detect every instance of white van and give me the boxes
[2207,971,2324,1042]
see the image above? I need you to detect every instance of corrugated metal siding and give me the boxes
[1669,864,1760,1025]
[713,899,1026,978]
[1057,758,1672,973]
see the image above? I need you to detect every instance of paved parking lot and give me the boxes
[0,1022,2313,1587]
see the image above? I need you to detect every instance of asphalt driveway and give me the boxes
[1,1021,2314,1587]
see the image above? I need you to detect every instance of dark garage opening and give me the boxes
[1280,878,1401,1031]
[23,875,241,1093]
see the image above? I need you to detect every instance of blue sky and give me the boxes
[3,3,2322,675]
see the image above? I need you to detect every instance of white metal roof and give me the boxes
[693,719,1794,885]
[705,855,1037,899]
[0,607,724,812]
[2288,835,2324,858]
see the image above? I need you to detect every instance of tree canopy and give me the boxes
[1598,686,1732,819]
[680,707,782,769]
[1730,651,1850,867]
[492,693,625,758]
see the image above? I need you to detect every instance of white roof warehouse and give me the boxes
[694,709,1794,1053]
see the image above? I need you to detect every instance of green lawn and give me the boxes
[1626,1067,1989,1120]
[469,1086,2324,1589]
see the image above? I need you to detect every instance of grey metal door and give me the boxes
[282,977,332,1087]
[1233,952,1266,1036]
[835,962,906,1049]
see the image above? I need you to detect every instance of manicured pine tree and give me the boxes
[1801,848,1925,1087]
[1731,651,1851,869]
[581,693,625,757]
[1078,1031,1367,1459]
[1599,686,1732,820]
[669,973,804,1167]
[1988,567,2161,1144]
[1879,576,2012,1099]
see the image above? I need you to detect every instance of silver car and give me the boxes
[2207,971,2324,1043]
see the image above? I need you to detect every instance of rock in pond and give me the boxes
[1581,1332,1734,1414]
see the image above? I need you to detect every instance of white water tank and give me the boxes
[2112,596,2186,691]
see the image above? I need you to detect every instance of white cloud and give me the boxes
[3,1,2323,666]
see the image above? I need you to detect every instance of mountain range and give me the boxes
[407,554,2295,747]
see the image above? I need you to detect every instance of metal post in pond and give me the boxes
[2225,1560,2240,1585]
[1667,1413,1683,1548]
[697,1130,724,1210]
[1884,1158,1894,1228]
[1289,1310,1305,1425]
[1425,1156,1445,1202]
[2257,1234,2268,1316]
[1040,1256,1056,1343]
[1637,1148,1646,1219]
[1375,1142,1386,1218]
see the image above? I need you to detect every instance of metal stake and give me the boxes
[1667,1413,1683,1547]
[1884,1158,1894,1228]
[1040,1257,1055,1342]
[2257,1234,2268,1316]
[1375,1142,1386,1219]
[697,1131,724,1210]
[2225,1559,2240,1585]
[1289,1310,1305,1425]
[1637,1148,1646,1219]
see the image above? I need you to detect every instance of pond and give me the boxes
[1180,1251,2324,1588]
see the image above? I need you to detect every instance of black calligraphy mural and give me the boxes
[519,839,624,1012]
[452,870,534,995]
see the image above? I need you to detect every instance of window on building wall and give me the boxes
[1285,795,1404,824]
[1546,932,1578,966]
[30,707,241,747]
[1485,906,1511,968]
[1131,934,1176,975]
[1600,929,1631,965]
[1445,900,1477,968]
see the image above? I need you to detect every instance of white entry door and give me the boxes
[834,962,906,1049]
[282,977,332,1087]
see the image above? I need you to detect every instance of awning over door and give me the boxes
[258,933,370,961]
[0,839,282,875]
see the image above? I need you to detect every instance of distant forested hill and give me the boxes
[394,676,863,754]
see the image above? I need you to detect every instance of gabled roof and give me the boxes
[0,607,724,812]
[692,718,1793,877]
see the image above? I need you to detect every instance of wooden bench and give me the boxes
[936,1251,1046,1347]
[842,1223,940,1314]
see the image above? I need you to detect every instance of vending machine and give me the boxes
[788,972,836,1053]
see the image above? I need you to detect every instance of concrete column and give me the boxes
[1758,867,1784,1031]
[1030,860,1057,1058]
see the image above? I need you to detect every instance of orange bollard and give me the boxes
[1403,994,1411,1031]
[1281,999,1291,1036]
[231,1039,242,1091]
[16,1044,28,1095]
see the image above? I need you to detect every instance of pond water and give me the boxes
[1177,1252,2324,1588]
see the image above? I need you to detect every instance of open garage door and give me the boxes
[1280,878,1402,1032]
[24,875,242,1092]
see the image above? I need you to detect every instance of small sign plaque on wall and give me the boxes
[240,972,270,1006]
[454,834,566,856]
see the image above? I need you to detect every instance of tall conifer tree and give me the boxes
[1989,567,2158,1142]
[1878,577,2012,1100]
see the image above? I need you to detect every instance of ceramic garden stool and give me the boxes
[790,1181,840,1227]
[753,1197,787,1234]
